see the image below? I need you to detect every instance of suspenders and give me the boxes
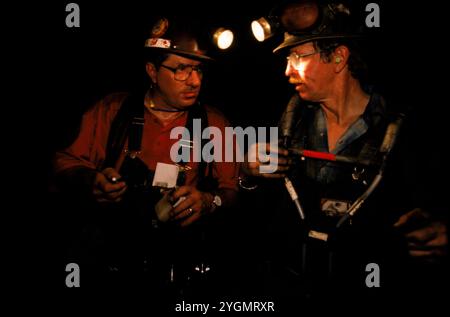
[103,93,210,186]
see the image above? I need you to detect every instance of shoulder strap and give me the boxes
[279,95,316,149]
[103,93,144,169]
[104,96,211,184]
[179,103,209,186]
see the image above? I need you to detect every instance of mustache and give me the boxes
[289,78,302,85]
[183,87,199,93]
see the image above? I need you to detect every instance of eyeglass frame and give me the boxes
[286,50,322,69]
[160,63,204,81]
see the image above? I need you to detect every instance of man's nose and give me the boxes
[186,69,202,87]
[285,61,295,77]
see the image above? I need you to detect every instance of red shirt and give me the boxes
[54,92,239,191]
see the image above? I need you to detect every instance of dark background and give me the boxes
[14,0,447,308]
[39,0,446,159]
[41,0,407,150]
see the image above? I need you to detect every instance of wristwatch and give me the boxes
[211,194,222,211]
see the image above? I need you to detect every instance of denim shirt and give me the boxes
[282,91,391,212]
[307,92,386,185]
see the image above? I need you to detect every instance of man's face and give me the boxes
[150,54,203,110]
[285,42,335,102]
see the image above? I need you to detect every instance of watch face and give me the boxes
[214,195,222,206]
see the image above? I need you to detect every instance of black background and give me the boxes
[39,0,445,159]
[12,0,448,310]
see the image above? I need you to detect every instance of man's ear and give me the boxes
[146,62,157,84]
[333,45,350,71]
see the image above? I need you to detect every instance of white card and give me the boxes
[152,162,179,188]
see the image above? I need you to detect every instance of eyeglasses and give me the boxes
[286,50,321,69]
[160,64,204,81]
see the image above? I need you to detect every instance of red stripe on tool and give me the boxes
[302,150,336,161]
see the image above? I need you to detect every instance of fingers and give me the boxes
[97,181,127,194]
[168,186,206,226]
[394,208,430,227]
[101,168,127,191]
[277,156,293,166]
[172,195,195,215]
[405,225,438,244]
[409,249,446,259]
[244,161,286,178]
[171,200,202,227]
[94,186,127,203]
[244,143,293,178]
[93,168,127,203]
[395,210,448,261]
[406,222,448,248]
[173,205,198,221]
[96,175,127,193]
[261,143,289,157]
[106,186,128,202]
[171,186,202,215]
[409,239,447,260]
[102,167,122,182]
[179,210,200,227]
[246,143,290,161]
[394,208,431,233]
[171,186,192,201]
